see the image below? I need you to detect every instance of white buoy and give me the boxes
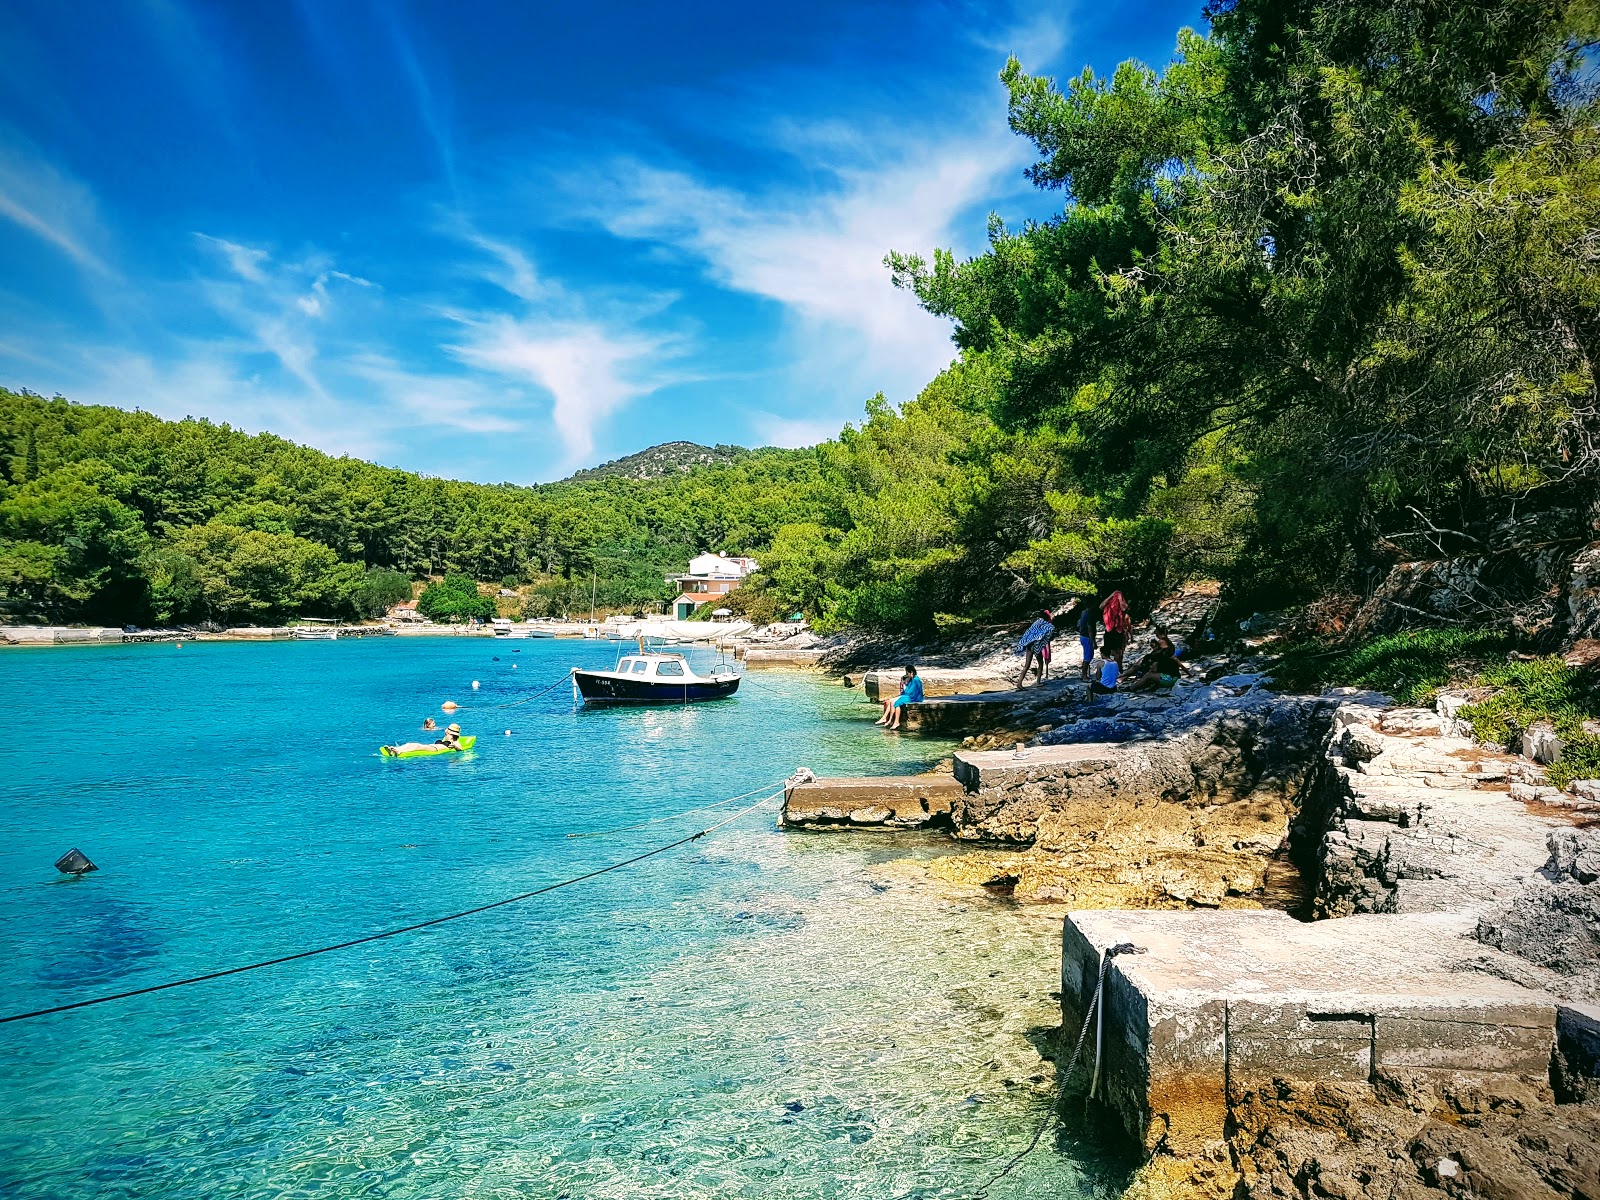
[472,680,481,690]
[504,729,512,736]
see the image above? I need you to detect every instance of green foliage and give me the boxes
[891,0,1600,608]
[418,573,496,622]
[357,569,413,618]
[1274,628,1518,705]
[1458,657,1600,787]
[162,522,358,625]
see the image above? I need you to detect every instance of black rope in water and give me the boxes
[565,781,785,838]
[468,670,575,711]
[0,795,779,1026]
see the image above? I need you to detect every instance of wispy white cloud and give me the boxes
[750,411,843,449]
[580,119,1027,419]
[0,144,113,275]
[971,7,1069,67]
[67,346,390,461]
[195,233,268,283]
[346,353,526,437]
[446,311,675,468]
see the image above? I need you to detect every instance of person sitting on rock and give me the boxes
[875,668,913,726]
[1125,633,1189,691]
[1089,645,1122,695]
[884,666,924,730]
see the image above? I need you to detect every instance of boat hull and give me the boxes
[572,670,740,704]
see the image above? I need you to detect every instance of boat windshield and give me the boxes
[655,660,685,677]
[631,660,648,674]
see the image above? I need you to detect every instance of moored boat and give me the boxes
[572,653,740,704]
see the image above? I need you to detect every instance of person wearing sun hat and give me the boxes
[435,722,463,749]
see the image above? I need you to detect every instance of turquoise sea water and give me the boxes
[0,638,1128,1199]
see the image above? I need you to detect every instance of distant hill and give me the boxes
[565,441,753,482]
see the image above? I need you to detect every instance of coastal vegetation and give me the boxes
[2,0,1596,639]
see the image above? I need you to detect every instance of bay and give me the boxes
[0,638,1128,1199]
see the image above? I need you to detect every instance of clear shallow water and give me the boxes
[0,639,1130,1199]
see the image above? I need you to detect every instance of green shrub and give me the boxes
[418,573,495,622]
[356,568,412,618]
[1274,628,1517,706]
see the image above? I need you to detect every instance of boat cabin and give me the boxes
[613,653,691,678]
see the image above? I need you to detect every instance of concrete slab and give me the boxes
[1061,909,1556,1153]
[781,775,964,830]
[861,667,1013,702]
[741,647,829,669]
[897,696,1031,734]
[953,742,1120,791]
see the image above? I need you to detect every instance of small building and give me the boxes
[668,553,758,620]
[388,601,426,623]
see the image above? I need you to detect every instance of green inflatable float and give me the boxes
[380,735,477,758]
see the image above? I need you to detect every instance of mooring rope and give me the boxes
[468,669,577,710]
[565,781,787,838]
[0,793,782,1025]
[967,940,1144,1198]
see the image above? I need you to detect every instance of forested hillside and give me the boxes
[2,0,1595,632]
[0,391,824,625]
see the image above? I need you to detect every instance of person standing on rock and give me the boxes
[1100,589,1131,667]
[1015,609,1058,688]
[1072,597,1099,681]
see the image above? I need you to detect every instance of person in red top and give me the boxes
[1100,589,1131,667]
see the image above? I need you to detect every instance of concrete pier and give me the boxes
[898,695,1028,734]
[0,625,123,645]
[781,775,964,829]
[860,667,1012,702]
[741,647,829,669]
[1060,909,1557,1156]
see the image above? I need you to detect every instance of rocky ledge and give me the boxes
[1062,692,1600,1200]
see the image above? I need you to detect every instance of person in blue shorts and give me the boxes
[1073,598,1099,681]
[883,665,924,730]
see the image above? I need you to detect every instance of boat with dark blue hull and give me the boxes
[573,652,741,704]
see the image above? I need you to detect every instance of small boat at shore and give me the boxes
[572,653,740,704]
[293,621,339,640]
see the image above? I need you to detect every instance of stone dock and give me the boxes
[1062,909,1557,1155]
[781,775,963,830]
[859,666,1013,701]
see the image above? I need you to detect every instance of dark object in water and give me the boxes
[55,848,97,875]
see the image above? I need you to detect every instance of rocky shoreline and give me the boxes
[777,590,1599,1199]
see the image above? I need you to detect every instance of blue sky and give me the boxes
[0,0,1203,483]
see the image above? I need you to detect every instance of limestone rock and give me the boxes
[1520,722,1565,765]
[1566,540,1600,643]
